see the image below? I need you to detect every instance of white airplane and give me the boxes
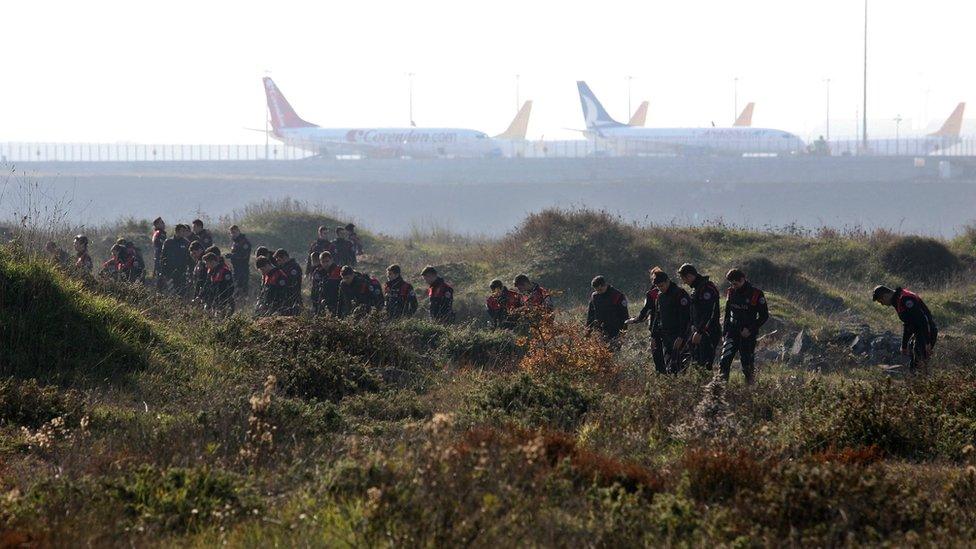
[733,103,755,127]
[263,77,513,158]
[577,81,804,155]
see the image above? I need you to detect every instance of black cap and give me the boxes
[255,246,270,257]
[73,234,89,246]
[677,263,698,277]
[489,279,504,290]
[872,285,893,302]
[513,274,530,286]
[421,265,437,276]
[591,275,606,288]
[341,265,355,276]
[652,270,669,285]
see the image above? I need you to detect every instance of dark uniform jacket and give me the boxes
[332,238,357,267]
[188,229,214,250]
[192,258,209,301]
[338,272,375,317]
[311,263,343,314]
[723,282,769,337]
[587,285,630,338]
[384,276,418,319]
[257,267,290,316]
[228,234,252,272]
[151,229,166,276]
[486,287,521,329]
[634,287,661,331]
[689,276,722,343]
[892,287,938,350]
[522,284,553,312]
[207,261,236,313]
[306,238,334,272]
[160,236,190,281]
[75,251,93,273]
[279,258,303,313]
[652,283,691,338]
[427,277,455,323]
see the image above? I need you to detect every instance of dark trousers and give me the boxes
[650,335,666,374]
[692,336,719,370]
[659,333,687,374]
[909,335,934,373]
[719,334,757,383]
[232,263,250,295]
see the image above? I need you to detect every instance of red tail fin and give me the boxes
[263,77,317,135]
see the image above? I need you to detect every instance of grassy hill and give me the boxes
[3,204,975,546]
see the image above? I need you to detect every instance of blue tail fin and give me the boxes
[577,81,624,130]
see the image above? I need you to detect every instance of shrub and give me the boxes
[0,378,84,429]
[110,465,257,534]
[881,236,960,283]
[680,447,764,503]
[438,327,521,369]
[519,318,618,380]
[471,373,595,430]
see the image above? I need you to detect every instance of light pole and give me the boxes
[733,77,739,121]
[407,72,415,127]
[894,114,903,155]
[516,74,521,113]
[824,78,831,141]
[625,75,634,117]
[862,0,869,151]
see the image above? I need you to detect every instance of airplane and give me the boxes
[262,77,514,158]
[494,100,534,157]
[576,81,804,155]
[733,103,755,127]
[628,101,649,127]
[864,103,965,156]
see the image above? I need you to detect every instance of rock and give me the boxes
[850,335,871,355]
[790,330,812,357]
[835,329,858,345]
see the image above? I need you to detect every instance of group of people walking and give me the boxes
[46,217,939,382]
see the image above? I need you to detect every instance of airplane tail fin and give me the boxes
[262,77,318,136]
[929,102,966,138]
[628,101,649,127]
[733,102,755,127]
[495,101,533,139]
[577,81,625,130]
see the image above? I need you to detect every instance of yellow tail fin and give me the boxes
[733,102,755,127]
[628,101,649,127]
[495,101,533,140]
[929,102,966,138]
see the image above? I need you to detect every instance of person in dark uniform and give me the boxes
[678,263,722,370]
[203,252,235,317]
[311,252,343,316]
[346,223,364,256]
[72,234,93,273]
[486,279,521,330]
[122,239,146,282]
[719,269,770,384]
[307,226,335,273]
[151,217,166,285]
[650,268,691,374]
[422,266,454,324]
[189,241,208,304]
[273,249,303,315]
[626,268,666,373]
[160,224,192,295]
[332,226,357,268]
[255,257,290,317]
[189,219,214,249]
[586,275,630,346]
[383,264,418,320]
[514,274,553,313]
[872,284,938,373]
[338,265,375,318]
[228,225,252,295]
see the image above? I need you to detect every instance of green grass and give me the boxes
[4,205,976,546]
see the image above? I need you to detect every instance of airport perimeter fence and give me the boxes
[2,137,975,162]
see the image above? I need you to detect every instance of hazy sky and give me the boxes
[2,0,971,143]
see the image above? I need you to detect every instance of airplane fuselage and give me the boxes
[276,126,502,158]
[585,126,805,155]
